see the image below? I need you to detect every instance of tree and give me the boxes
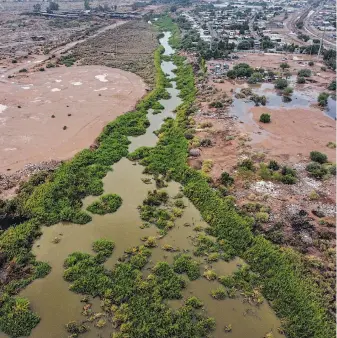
[274,78,288,90]
[84,0,90,10]
[297,69,311,77]
[33,3,41,12]
[317,92,329,107]
[47,1,59,11]
[280,62,290,70]
[260,113,271,123]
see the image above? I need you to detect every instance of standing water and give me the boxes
[3,33,283,338]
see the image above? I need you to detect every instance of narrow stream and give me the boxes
[8,33,283,338]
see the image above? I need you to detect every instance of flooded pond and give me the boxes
[7,32,283,338]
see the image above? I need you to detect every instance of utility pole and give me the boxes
[317,26,326,59]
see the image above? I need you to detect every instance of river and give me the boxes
[1,32,283,338]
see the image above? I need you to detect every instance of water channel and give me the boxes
[2,32,283,338]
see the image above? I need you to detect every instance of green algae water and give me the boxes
[4,33,283,338]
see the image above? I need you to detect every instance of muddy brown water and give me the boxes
[2,33,282,338]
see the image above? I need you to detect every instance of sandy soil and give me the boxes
[250,106,336,162]
[0,65,146,173]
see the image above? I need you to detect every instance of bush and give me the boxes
[274,78,288,89]
[306,162,328,179]
[283,87,293,96]
[220,172,234,186]
[19,68,28,73]
[259,113,271,123]
[255,212,269,223]
[308,61,314,66]
[317,92,329,107]
[321,66,326,71]
[310,151,328,164]
[39,68,45,72]
[298,69,311,77]
[268,160,279,171]
[210,287,227,299]
[87,194,122,215]
[239,159,255,171]
[297,76,306,84]
[280,62,290,70]
[327,80,336,91]
[173,254,200,280]
[92,239,115,261]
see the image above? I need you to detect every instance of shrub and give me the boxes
[328,80,336,91]
[306,162,328,179]
[46,63,55,68]
[202,159,213,173]
[200,138,212,147]
[255,212,269,223]
[19,68,28,73]
[283,87,293,96]
[298,69,311,77]
[280,62,290,70]
[268,160,279,171]
[308,61,314,66]
[259,113,271,123]
[39,68,45,71]
[173,254,200,280]
[87,194,122,215]
[209,101,223,108]
[92,239,115,261]
[220,172,234,186]
[274,78,288,89]
[239,159,255,171]
[185,296,203,308]
[210,287,227,300]
[317,92,329,107]
[12,59,17,63]
[326,141,336,149]
[310,151,328,164]
[297,76,306,84]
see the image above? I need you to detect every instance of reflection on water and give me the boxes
[326,96,336,119]
[8,32,283,338]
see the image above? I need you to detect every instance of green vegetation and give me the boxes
[92,239,115,262]
[0,41,170,336]
[59,54,77,67]
[220,172,234,186]
[87,194,122,215]
[327,80,336,91]
[310,151,328,164]
[259,113,271,123]
[64,244,215,337]
[297,76,305,84]
[297,69,311,77]
[274,78,288,89]
[259,163,297,184]
[283,86,293,97]
[172,254,200,280]
[308,61,314,66]
[227,63,253,79]
[0,296,40,338]
[318,92,329,107]
[19,68,28,73]
[280,62,290,70]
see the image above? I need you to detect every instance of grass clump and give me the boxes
[298,69,311,77]
[173,254,200,280]
[317,92,329,107]
[92,239,115,262]
[203,269,217,281]
[87,194,122,215]
[185,296,203,309]
[259,113,271,123]
[210,287,227,300]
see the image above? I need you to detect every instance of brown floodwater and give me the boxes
[2,33,282,338]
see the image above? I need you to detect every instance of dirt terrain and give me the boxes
[0,65,146,174]
[187,51,336,313]
[71,20,159,85]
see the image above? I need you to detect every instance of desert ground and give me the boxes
[0,65,146,173]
